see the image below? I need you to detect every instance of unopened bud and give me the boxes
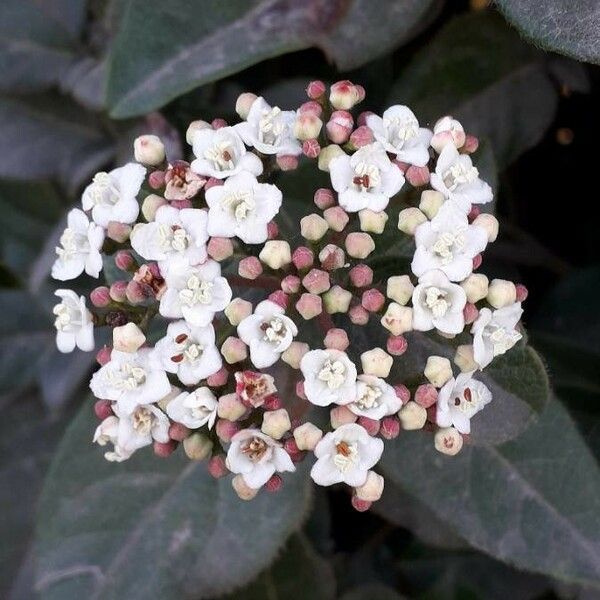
[355,470,384,502]
[107,221,132,243]
[314,188,335,210]
[349,125,374,149]
[94,399,113,420]
[113,322,146,353]
[349,264,373,288]
[303,139,320,158]
[232,474,259,499]
[301,213,329,241]
[398,207,427,235]
[463,302,479,324]
[207,455,228,478]
[358,209,388,234]
[434,426,463,455]
[387,335,408,356]
[293,422,323,451]
[330,405,358,429]
[276,154,299,171]
[323,286,352,314]
[302,268,330,295]
[221,336,247,364]
[296,293,323,320]
[319,244,345,271]
[185,120,211,145]
[381,303,412,335]
[306,80,326,100]
[224,297,253,326]
[323,206,349,232]
[262,409,291,439]
[217,393,247,422]
[473,213,499,242]
[463,134,479,153]
[259,240,291,269]
[345,232,375,259]
[380,416,400,439]
[394,384,411,404]
[207,236,234,261]
[207,367,229,387]
[318,144,345,172]
[216,419,240,443]
[281,274,301,294]
[405,165,430,187]
[398,401,427,430]
[431,116,466,153]
[358,416,380,436]
[294,113,323,140]
[424,356,452,388]
[141,194,167,221]
[349,304,369,325]
[235,93,258,119]
[361,348,393,377]
[454,344,479,372]
[461,273,489,303]
[387,275,414,305]
[238,256,263,280]
[487,279,517,309]
[281,341,309,369]
[351,496,372,512]
[183,432,213,460]
[330,80,362,110]
[90,286,110,308]
[211,118,227,129]
[515,283,528,302]
[419,190,445,219]
[324,328,349,351]
[109,280,128,303]
[415,383,439,408]
[362,288,385,312]
[326,110,353,144]
[292,246,314,270]
[148,170,165,189]
[134,134,165,166]
[153,439,178,458]
[115,250,135,271]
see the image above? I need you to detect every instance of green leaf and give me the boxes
[35,400,312,599]
[496,0,600,65]
[380,398,600,587]
[106,0,441,118]
[388,11,559,167]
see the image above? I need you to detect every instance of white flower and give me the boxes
[226,428,296,489]
[52,209,104,280]
[436,372,492,434]
[329,143,404,212]
[310,423,384,487]
[159,259,232,327]
[90,348,171,414]
[166,387,218,429]
[472,303,523,369]
[82,163,146,227]
[300,349,357,407]
[52,289,94,353]
[366,105,432,167]
[153,320,222,385]
[237,300,298,368]
[412,202,488,281]
[348,374,401,420]
[235,97,302,156]
[205,171,282,244]
[130,205,209,272]
[191,126,263,179]
[93,415,131,462]
[412,270,467,334]
[430,145,493,213]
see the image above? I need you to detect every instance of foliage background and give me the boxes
[1,0,599,598]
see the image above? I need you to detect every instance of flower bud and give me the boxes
[303,139,320,158]
[345,232,375,259]
[296,380,306,400]
[349,125,374,149]
[207,236,234,261]
[109,280,128,303]
[326,110,353,144]
[292,246,314,270]
[134,134,165,166]
[296,293,323,320]
[405,165,430,187]
[454,344,479,372]
[362,288,385,312]
[380,417,400,440]
[125,280,147,304]
[349,305,369,325]
[153,440,178,458]
[281,341,309,369]
[94,399,113,420]
[266,474,283,493]
[351,496,372,512]
[323,286,352,314]
[115,250,135,271]
[515,283,528,302]
[294,113,323,140]
[293,422,323,451]
[281,275,301,294]
[204,177,223,191]
[208,455,228,478]
[301,213,329,241]
[386,275,414,305]
[318,144,345,172]
[113,322,146,353]
[185,120,211,145]
[330,80,361,110]
[225,298,253,326]
[183,432,213,461]
[266,221,279,240]
[306,80,326,99]
[398,401,427,430]
[355,470,384,502]
[473,213,499,242]
[424,356,453,388]
[398,207,427,235]
[387,334,408,356]
[324,328,349,351]
[358,416,380,436]
[415,383,439,408]
[434,427,463,456]
[107,221,132,243]
[259,240,291,269]
[148,170,165,189]
[235,93,258,119]
[232,474,259,499]
[314,188,335,210]
[463,134,479,153]
[419,190,445,219]
[330,405,357,429]
[170,423,191,443]
[319,244,345,271]
[357,111,374,126]
[487,279,517,309]
[349,264,373,288]
[381,303,412,336]
[211,118,228,129]
[262,409,291,440]
[431,116,466,153]
[358,209,388,234]
[361,348,393,377]
[302,268,330,295]
[299,102,323,116]
[90,286,110,308]
[323,206,349,232]
[269,290,288,309]
[238,256,263,280]
[217,393,247,422]
[141,194,167,221]
[461,273,489,303]
[207,367,229,387]
[463,302,479,324]
[276,154,299,171]
[221,336,247,364]
[216,419,240,443]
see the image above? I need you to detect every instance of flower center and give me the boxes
[170,333,205,365]
[442,160,479,191]
[432,230,466,264]
[384,115,418,146]
[53,302,80,332]
[178,276,214,306]
[486,325,521,355]
[204,141,235,171]
[241,436,269,462]
[424,286,449,318]
[333,440,359,472]
[88,172,120,206]
[108,362,147,390]
[260,318,288,344]
[352,162,381,191]
[356,384,382,410]
[55,228,90,261]
[258,106,286,145]
[132,406,154,435]
[318,359,346,390]
[453,386,480,412]
[158,224,190,253]
[222,190,256,221]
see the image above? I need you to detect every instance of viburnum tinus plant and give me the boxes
[51,79,528,511]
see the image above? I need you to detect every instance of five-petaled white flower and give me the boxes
[82,162,146,227]
[348,374,401,420]
[237,300,298,368]
[93,415,129,462]
[53,289,94,353]
[436,372,492,434]
[90,348,171,414]
[430,145,493,213]
[166,387,218,429]
[472,303,523,369]
[310,423,384,487]
[366,105,432,167]
[300,349,357,407]
[191,126,263,179]
[52,208,104,281]
[235,97,302,156]
[226,428,296,489]
[159,259,232,327]
[329,142,405,212]
[412,202,488,281]
[130,205,209,273]
[153,320,222,385]
[205,171,282,244]
[412,269,467,334]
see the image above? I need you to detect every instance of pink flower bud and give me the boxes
[96,345,112,366]
[394,384,411,404]
[463,134,479,153]
[115,250,135,271]
[268,290,289,309]
[357,111,375,127]
[204,177,223,191]
[154,439,178,457]
[349,125,374,148]
[361,288,385,312]
[467,205,481,222]
[324,328,349,351]
[207,236,234,261]
[211,118,227,129]
[126,280,147,304]
[515,284,529,302]
[235,93,258,119]
[351,495,372,512]
[319,244,345,271]
[281,275,301,294]
[314,188,335,209]
[302,268,330,294]
[107,221,132,243]
[345,232,375,259]
[262,394,283,411]
[266,474,283,493]
[292,246,314,270]
[295,380,307,400]
[349,304,369,325]
[330,405,357,428]
[170,199,193,210]
[148,170,165,189]
[472,254,482,270]
[296,293,323,320]
[221,336,248,364]
[215,419,240,443]
[415,383,438,408]
[381,417,400,440]
[463,302,479,324]
[330,80,361,110]
[306,79,326,99]
[387,335,408,356]
[393,159,409,172]
[207,367,229,387]
[357,416,380,436]
[326,110,353,144]
[238,256,263,279]
[323,206,349,232]
[169,422,191,442]
[284,437,299,454]
[109,281,127,303]
[94,399,113,420]
[276,154,299,171]
[303,139,320,158]
[207,455,228,478]
[405,165,430,187]
[267,221,279,239]
[299,100,323,116]
[90,286,110,308]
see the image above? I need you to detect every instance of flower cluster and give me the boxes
[52,80,527,511]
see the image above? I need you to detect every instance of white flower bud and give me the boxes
[183,433,213,461]
[424,355,453,388]
[387,275,414,305]
[224,298,253,326]
[473,213,499,242]
[419,190,445,219]
[461,273,489,303]
[487,279,517,309]
[141,194,167,222]
[259,240,292,269]
[381,303,412,336]
[454,344,479,372]
[358,209,388,234]
[185,120,211,145]
[293,422,323,451]
[361,348,393,378]
[355,470,384,502]
[113,322,146,353]
[262,409,291,440]
[217,393,247,422]
[281,341,309,370]
[293,113,323,140]
[398,401,427,430]
[235,93,258,119]
[398,207,427,235]
[232,474,259,499]
[134,135,165,166]
[323,286,352,314]
[301,213,329,241]
[434,427,463,456]
[318,144,345,172]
